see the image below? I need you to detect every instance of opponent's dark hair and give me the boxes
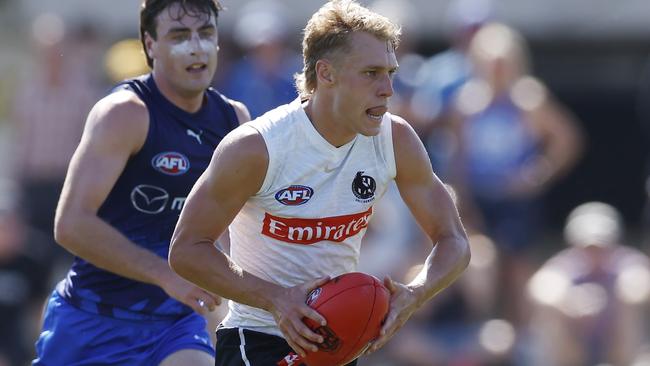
[140,0,222,68]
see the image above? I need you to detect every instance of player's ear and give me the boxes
[144,31,157,60]
[315,59,336,87]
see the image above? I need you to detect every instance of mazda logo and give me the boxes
[131,184,169,214]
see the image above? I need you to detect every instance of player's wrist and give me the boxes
[259,283,287,313]
[151,262,179,288]
[405,284,427,309]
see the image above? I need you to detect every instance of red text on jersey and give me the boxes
[261,207,373,245]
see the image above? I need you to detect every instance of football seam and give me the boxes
[311,281,374,310]
[334,282,380,365]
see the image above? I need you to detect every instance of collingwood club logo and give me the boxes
[351,171,376,203]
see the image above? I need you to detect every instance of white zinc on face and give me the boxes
[148,3,221,99]
[169,37,219,58]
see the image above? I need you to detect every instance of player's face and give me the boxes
[330,32,398,138]
[148,3,218,96]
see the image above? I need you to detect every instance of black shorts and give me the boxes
[215,327,358,366]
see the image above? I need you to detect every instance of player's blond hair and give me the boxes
[294,0,401,98]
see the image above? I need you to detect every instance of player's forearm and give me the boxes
[169,239,282,311]
[55,212,172,286]
[407,233,470,307]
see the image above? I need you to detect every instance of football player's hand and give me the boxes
[366,276,419,354]
[269,277,330,357]
[161,271,221,315]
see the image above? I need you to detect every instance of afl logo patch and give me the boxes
[352,171,376,202]
[275,185,314,206]
[152,152,190,176]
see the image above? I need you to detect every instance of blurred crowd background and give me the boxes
[1,0,650,365]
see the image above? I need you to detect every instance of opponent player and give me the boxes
[169,1,470,365]
[33,1,249,365]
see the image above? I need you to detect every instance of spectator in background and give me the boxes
[527,202,650,365]
[220,0,301,118]
[446,22,584,323]
[9,14,101,276]
[410,0,492,177]
[0,180,50,366]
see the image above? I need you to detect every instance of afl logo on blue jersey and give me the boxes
[275,185,314,205]
[152,152,190,175]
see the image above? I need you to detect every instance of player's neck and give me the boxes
[304,96,356,148]
[152,72,204,114]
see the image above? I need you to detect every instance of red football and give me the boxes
[301,272,390,366]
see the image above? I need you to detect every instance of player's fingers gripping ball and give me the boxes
[301,272,390,366]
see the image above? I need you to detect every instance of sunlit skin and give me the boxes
[145,3,219,113]
[305,31,399,147]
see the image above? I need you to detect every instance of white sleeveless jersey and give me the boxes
[221,98,396,336]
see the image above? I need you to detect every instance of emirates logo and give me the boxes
[261,207,373,245]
